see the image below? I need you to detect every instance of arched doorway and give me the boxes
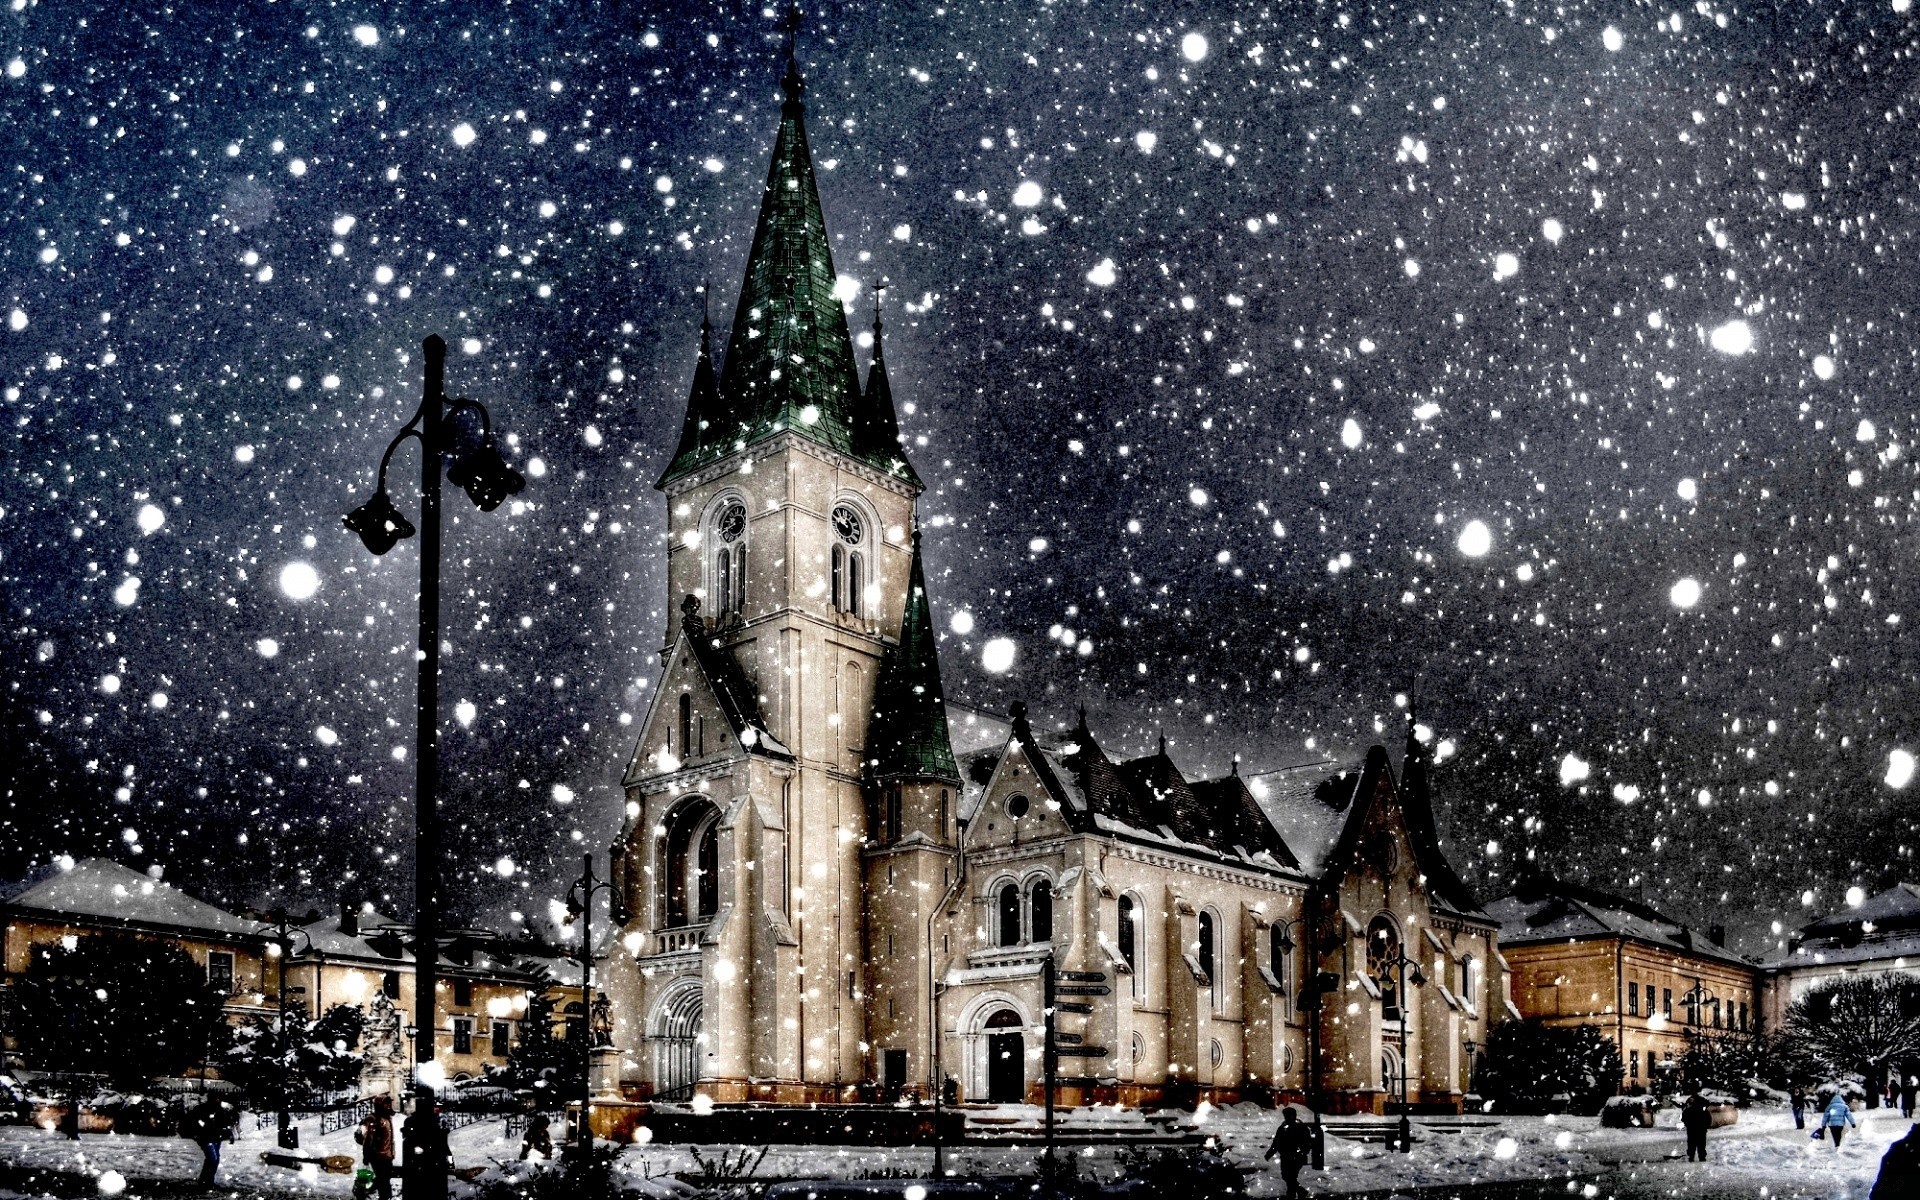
[651,982,703,1102]
[984,1009,1026,1103]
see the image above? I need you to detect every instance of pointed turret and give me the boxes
[659,25,925,489]
[856,293,921,486]
[866,530,959,783]
[669,293,723,464]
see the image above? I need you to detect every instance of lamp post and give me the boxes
[270,910,314,1149]
[1462,1037,1479,1099]
[343,334,524,1200]
[1373,947,1426,1155]
[564,852,625,1160]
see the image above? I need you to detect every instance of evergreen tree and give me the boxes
[506,992,582,1104]
[1475,1019,1623,1113]
[12,933,231,1088]
[224,1002,368,1109]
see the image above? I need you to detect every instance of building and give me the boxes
[1,858,276,1064]
[599,44,1502,1114]
[1488,880,1759,1093]
[1760,882,1920,1031]
[0,858,556,1093]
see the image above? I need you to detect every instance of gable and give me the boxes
[623,632,782,788]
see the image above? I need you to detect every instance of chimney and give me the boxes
[339,896,359,937]
[1709,923,1726,947]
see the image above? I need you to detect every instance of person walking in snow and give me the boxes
[354,1094,396,1200]
[1874,1124,1920,1200]
[1266,1106,1316,1199]
[1901,1075,1917,1121]
[1790,1088,1807,1130]
[518,1112,554,1161]
[1681,1091,1712,1162]
[184,1097,236,1186]
[1823,1092,1859,1150]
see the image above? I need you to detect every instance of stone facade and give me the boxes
[601,49,1504,1113]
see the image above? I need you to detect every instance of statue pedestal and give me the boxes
[589,1046,624,1099]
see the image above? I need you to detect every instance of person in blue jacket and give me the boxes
[1821,1092,1859,1150]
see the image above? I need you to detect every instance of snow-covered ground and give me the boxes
[0,1102,1910,1197]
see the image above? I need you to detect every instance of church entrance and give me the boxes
[984,1008,1025,1103]
[651,982,703,1102]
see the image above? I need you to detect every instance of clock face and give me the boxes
[832,504,864,545]
[717,503,746,544]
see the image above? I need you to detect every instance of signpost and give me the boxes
[1056,985,1110,997]
[1053,1001,1094,1015]
[1055,1046,1110,1058]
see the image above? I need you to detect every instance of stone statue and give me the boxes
[590,992,614,1048]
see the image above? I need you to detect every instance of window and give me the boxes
[1460,954,1477,1008]
[885,789,902,842]
[1006,793,1030,819]
[1366,915,1401,1019]
[998,882,1022,947]
[453,1017,473,1056]
[491,1020,511,1058]
[1629,981,1639,1016]
[1030,880,1053,944]
[1196,911,1216,986]
[679,694,693,761]
[710,499,747,614]
[1663,988,1673,1018]
[939,790,950,839]
[451,978,472,1008]
[1739,1001,1748,1031]
[1118,895,1138,981]
[384,971,401,1000]
[207,951,235,994]
[1269,923,1290,996]
[831,503,866,616]
[665,801,721,926]
[1630,1049,1640,1080]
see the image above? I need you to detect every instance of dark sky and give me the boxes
[4,0,1917,953]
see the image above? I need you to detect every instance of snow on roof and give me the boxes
[944,701,1012,757]
[1249,760,1357,876]
[2,858,263,939]
[1487,883,1754,968]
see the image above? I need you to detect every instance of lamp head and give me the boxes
[1410,964,1427,988]
[344,490,416,555]
[448,441,526,512]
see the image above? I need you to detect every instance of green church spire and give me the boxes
[867,529,959,783]
[856,292,922,487]
[661,26,921,488]
[668,286,721,465]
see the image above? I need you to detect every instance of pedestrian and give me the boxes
[354,1094,396,1200]
[1265,1105,1316,1199]
[185,1098,236,1186]
[518,1112,554,1161]
[401,1087,453,1180]
[1873,1124,1920,1200]
[1901,1076,1917,1121]
[1790,1088,1806,1130]
[1681,1090,1712,1163]
[1823,1091,1858,1151]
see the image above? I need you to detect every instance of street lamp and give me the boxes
[564,852,626,1161]
[1462,1036,1479,1099]
[1373,946,1426,1155]
[343,334,524,1200]
[269,910,314,1149]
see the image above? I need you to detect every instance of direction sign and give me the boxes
[1058,970,1108,982]
[1055,984,1110,997]
[1053,1032,1084,1044]
[1055,1046,1110,1058]
[1053,1001,1094,1014]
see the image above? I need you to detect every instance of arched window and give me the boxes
[678,694,692,761]
[1117,895,1138,987]
[1196,911,1216,986]
[1367,915,1402,1019]
[1459,954,1477,1008]
[831,503,867,616]
[664,801,721,927]
[997,882,1021,947]
[709,499,747,615]
[1270,923,1291,996]
[884,788,902,842]
[1029,880,1053,944]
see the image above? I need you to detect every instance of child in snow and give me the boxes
[1821,1092,1858,1150]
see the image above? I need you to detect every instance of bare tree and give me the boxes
[1784,975,1920,1108]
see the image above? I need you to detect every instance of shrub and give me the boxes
[1474,1020,1623,1114]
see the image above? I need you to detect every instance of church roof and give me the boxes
[866,532,959,783]
[685,614,793,760]
[659,53,918,488]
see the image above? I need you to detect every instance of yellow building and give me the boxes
[1487,881,1759,1092]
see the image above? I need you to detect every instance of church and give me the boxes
[598,46,1505,1116]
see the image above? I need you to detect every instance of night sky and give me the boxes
[5,0,1917,953]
